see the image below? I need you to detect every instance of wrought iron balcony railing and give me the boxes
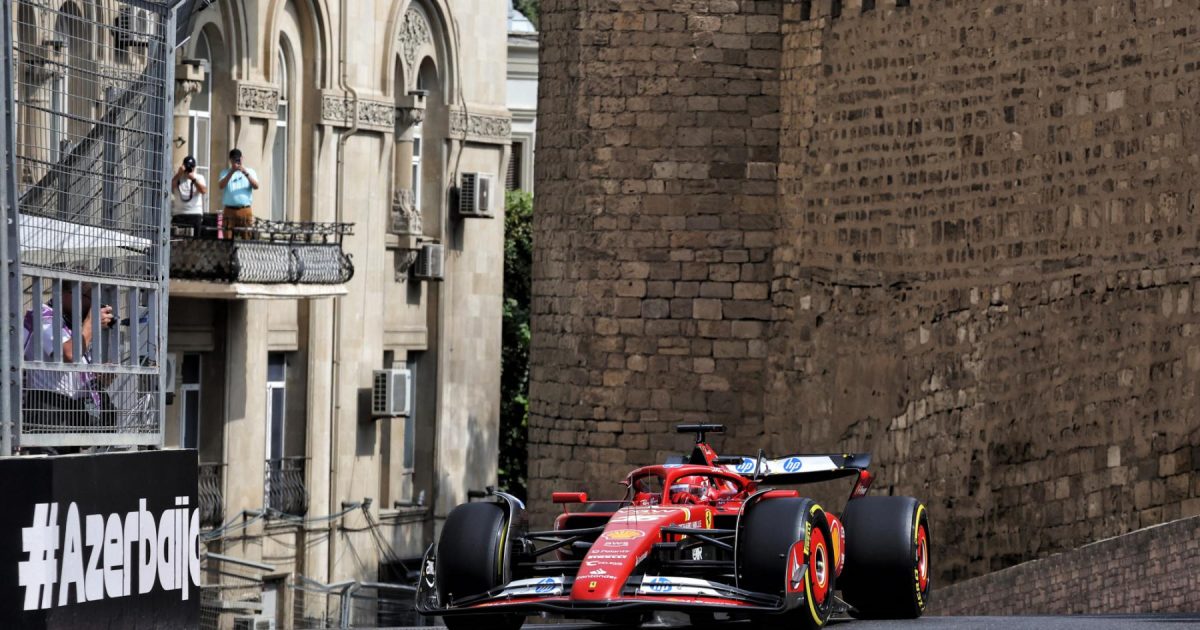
[265,456,308,517]
[171,219,354,285]
[198,462,224,529]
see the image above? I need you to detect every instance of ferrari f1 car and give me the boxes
[416,424,930,628]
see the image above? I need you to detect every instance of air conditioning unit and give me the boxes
[457,172,494,218]
[372,369,411,417]
[232,616,275,630]
[115,7,151,48]
[412,242,444,281]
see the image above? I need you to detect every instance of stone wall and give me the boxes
[531,0,1200,588]
[931,516,1200,614]
[530,0,782,512]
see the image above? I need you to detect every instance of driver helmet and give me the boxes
[669,475,712,503]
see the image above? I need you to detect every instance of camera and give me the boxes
[182,156,196,174]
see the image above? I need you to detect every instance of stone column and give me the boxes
[172,60,206,166]
[392,91,426,235]
[390,92,427,280]
[18,44,65,186]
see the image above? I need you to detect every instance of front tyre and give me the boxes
[839,496,930,619]
[435,502,524,630]
[738,497,835,629]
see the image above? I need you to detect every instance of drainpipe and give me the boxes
[328,0,361,586]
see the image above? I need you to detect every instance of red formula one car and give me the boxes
[416,424,930,629]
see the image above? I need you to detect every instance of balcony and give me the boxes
[265,456,309,517]
[198,462,225,529]
[170,219,354,300]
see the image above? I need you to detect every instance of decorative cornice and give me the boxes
[448,107,512,145]
[235,81,279,118]
[320,91,395,132]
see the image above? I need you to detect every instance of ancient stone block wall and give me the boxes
[930,515,1200,614]
[530,0,783,517]
[531,0,1200,588]
[771,0,1200,583]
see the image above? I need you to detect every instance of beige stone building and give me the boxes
[162,0,510,624]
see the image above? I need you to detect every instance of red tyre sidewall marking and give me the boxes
[916,523,929,592]
[808,525,829,605]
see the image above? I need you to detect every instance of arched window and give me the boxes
[272,45,290,221]
[188,32,212,183]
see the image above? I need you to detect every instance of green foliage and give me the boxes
[514,0,539,28]
[499,190,533,500]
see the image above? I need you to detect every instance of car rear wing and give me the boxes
[717,452,872,485]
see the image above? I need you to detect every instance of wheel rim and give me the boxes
[809,526,829,605]
[916,524,929,592]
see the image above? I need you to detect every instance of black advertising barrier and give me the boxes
[0,450,199,629]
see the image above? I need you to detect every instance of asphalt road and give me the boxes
[385,613,1200,629]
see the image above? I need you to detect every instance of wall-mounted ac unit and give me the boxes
[115,7,151,48]
[412,242,444,281]
[232,616,275,630]
[371,368,411,418]
[457,172,494,218]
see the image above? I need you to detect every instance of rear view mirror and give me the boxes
[552,491,588,504]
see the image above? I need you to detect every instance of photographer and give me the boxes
[171,155,208,236]
[22,283,116,434]
[218,148,260,239]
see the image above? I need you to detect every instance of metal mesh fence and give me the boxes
[200,553,271,630]
[6,0,172,450]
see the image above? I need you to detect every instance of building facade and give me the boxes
[161,0,509,625]
[530,0,1200,591]
[506,0,536,192]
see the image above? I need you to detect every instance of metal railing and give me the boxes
[171,218,354,284]
[3,0,173,452]
[199,461,224,529]
[200,553,274,630]
[291,577,421,629]
[265,456,308,516]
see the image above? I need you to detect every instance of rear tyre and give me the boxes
[436,502,524,630]
[839,496,930,619]
[738,497,835,629]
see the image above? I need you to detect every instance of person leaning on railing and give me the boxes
[171,155,208,237]
[218,148,260,239]
[21,283,116,438]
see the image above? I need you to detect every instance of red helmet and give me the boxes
[670,475,714,505]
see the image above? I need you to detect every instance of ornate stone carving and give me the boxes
[236,82,279,117]
[399,8,433,77]
[397,106,426,130]
[321,93,352,125]
[391,188,422,236]
[357,101,395,130]
[449,110,512,144]
[393,249,419,282]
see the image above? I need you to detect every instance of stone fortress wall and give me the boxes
[531,0,1200,587]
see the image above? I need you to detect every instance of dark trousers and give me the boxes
[172,214,204,237]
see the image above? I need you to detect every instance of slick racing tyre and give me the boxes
[839,496,930,619]
[738,497,835,629]
[436,502,524,630]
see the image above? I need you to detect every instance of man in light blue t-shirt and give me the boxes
[218,148,260,238]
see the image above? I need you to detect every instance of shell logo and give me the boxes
[604,529,645,540]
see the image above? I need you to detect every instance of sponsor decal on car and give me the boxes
[782,457,804,473]
[736,458,756,474]
[499,577,564,597]
[603,529,645,540]
[646,576,672,593]
[601,541,631,548]
[589,567,608,576]
[704,509,713,529]
[636,576,726,597]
